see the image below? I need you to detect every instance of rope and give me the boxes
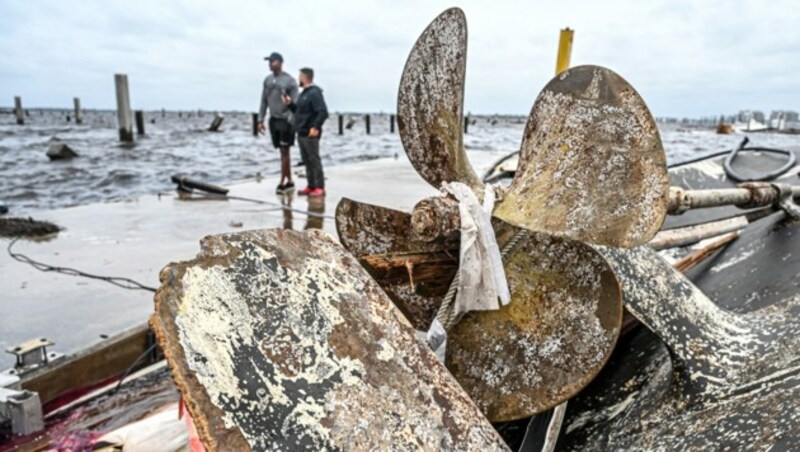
[434,228,527,330]
[6,237,157,293]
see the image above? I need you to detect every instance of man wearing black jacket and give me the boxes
[282,67,329,197]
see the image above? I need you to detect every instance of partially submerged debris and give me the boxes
[0,217,60,238]
[152,229,508,450]
[46,143,79,161]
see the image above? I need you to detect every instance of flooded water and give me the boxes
[2,110,799,214]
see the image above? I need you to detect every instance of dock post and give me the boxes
[135,110,145,135]
[464,115,469,134]
[555,28,574,75]
[390,114,395,133]
[73,98,83,124]
[14,96,24,125]
[365,114,371,134]
[338,114,344,135]
[208,113,224,132]
[114,74,133,142]
[252,113,259,136]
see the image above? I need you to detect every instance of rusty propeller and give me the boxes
[336,7,667,422]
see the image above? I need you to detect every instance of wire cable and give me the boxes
[6,237,157,292]
[113,342,158,393]
[178,190,335,219]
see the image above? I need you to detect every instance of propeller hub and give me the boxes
[411,196,460,242]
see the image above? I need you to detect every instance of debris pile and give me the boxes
[151,7,800,450]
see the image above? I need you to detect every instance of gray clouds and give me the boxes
[1,0,798,117]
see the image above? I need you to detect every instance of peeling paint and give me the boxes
[152,229,509,450]
[560,244,800,449]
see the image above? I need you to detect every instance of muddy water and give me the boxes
[1,110,798,214]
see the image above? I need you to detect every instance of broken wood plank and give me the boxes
[673,231,739,274]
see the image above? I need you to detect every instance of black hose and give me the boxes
[722,137,796,182]
[667,150,733,169]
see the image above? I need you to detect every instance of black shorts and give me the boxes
[268,117,295,148]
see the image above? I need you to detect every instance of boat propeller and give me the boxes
[335,7,669,422]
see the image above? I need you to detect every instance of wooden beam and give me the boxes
[19,323,155,407]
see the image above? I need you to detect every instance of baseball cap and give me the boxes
[264,52,283,62]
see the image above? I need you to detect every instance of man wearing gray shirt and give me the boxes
[258,52,299,193]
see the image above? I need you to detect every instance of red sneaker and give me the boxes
[298,187,313,196]
[309,188,326,197]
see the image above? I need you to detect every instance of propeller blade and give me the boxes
[446,226,622,422]
[336,197,452,255]
[152,229,507,450]
[336,197,456,329]
[493,65,668,248]
[397,7,484,193]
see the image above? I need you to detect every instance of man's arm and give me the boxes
[310,90,329,130]
[258,80,269,122]
[288,79,299,103]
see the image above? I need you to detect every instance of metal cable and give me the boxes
[173,190,335,219]
[434,228,527,330]
[6,237,157,292]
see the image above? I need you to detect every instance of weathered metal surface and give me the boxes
[560,243,800,449]
[410,196,461,243]
[667,183,800,215]
[152,228,508,451]
[688,212,800,312]
[336,197,453,256]
[446,228,621,422]
[396,7,484,193]
[664,148,800,229]
[494,66,668,248]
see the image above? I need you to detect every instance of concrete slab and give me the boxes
[0,151,507,369]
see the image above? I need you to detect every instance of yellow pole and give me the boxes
[555,28,574,75]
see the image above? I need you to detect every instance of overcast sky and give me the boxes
[1,0,798,117]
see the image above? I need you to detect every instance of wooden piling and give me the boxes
[73,98,83,125]
[252,113,259,136]
[208,113,224,132]
[338,114,344,135]
[464,115,469,134]
[135,110,145,135]
[114,74,133,142]
[14,96,24,125]
[365,114,371,134]
[390,114,395,133]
